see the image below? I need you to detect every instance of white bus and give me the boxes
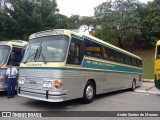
[0,40,27,91]
[18,29,142,103]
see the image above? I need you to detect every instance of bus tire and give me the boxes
[131,80,136,91]
[81,81,95,104]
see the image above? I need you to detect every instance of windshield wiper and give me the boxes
[24,48,39,64]
[39,52,47,64]
[38,45,47,64]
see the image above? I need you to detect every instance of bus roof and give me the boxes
[0,40,27,47]
[29,29,141,60]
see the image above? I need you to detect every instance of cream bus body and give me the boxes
[0,40,27,91]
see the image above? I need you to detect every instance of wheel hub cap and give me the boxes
[86,85,93,99]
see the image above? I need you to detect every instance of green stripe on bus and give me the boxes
[82,59,142,73]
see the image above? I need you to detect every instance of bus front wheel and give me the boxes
[81,81,95,104]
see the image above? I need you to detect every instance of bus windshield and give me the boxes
[0,45,10,64]
[22,35,69,62]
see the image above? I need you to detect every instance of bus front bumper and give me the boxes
[0,84,7,91]
[18,87,67,102]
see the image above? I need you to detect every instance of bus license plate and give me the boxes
[30,81,36,85]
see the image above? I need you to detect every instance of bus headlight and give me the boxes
[0,74,4,82]
[43,80,53,88]
[18,77,25,84]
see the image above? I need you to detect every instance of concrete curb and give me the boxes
[142,79,154,83]
[135,90,160,95]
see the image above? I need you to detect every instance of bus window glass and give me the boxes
[67,42,80,65]
[0,45,10,64]
[124,55,130,65]
[114,51,124,63]
[39,37,68,62]
[22,39,41,62]
[137,60,142,67]
[105,47,115,61]
[131,58,137,66]
[85,40,102,59]
[22,36,69,62]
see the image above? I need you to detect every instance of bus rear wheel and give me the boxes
[81,81,95,104]
[131,80,136,91]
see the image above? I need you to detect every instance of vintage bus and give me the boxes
[0,40,27,91]
[155,40,160,90]
[18,29,142,103]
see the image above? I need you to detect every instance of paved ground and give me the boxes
[136,80,160,94]
[0,81,160,120]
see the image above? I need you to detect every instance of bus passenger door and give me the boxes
[8,47,23,67]
[66,37,85,99]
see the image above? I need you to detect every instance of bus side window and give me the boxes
[85,39,102,59]
[67,42,81,65]
[131,58,137,67]
[137,59,142,68]
[124,55,132,65]
[105,47,115,61]
[115,51,124,63]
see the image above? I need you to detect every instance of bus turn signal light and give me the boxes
[54,80,63,89]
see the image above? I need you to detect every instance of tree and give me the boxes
[94,0,142,48]
[137,0,160,47]
[67,15,80,29]
[0,0,60,40]
[79,16,96,32]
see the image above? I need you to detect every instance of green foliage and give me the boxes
[94,0,141,48]
[93,28,117,44]
[137,0,160,46]
[0,0,81,40]
[0,0,60,40]
[94,0,160,48]
[132,49,154,79]
[67,15,80,29]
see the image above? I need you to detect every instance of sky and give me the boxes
[57,0,153,17]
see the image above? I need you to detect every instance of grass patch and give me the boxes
[131,48,154,79]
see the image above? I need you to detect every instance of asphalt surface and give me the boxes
[0,82,160,120]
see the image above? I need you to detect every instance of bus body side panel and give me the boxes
[19,67,142,102]
[82,58,142,93]
[155,60,160,89]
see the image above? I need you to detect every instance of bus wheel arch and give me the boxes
[81,79,96,104]
[131,78,136,91]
